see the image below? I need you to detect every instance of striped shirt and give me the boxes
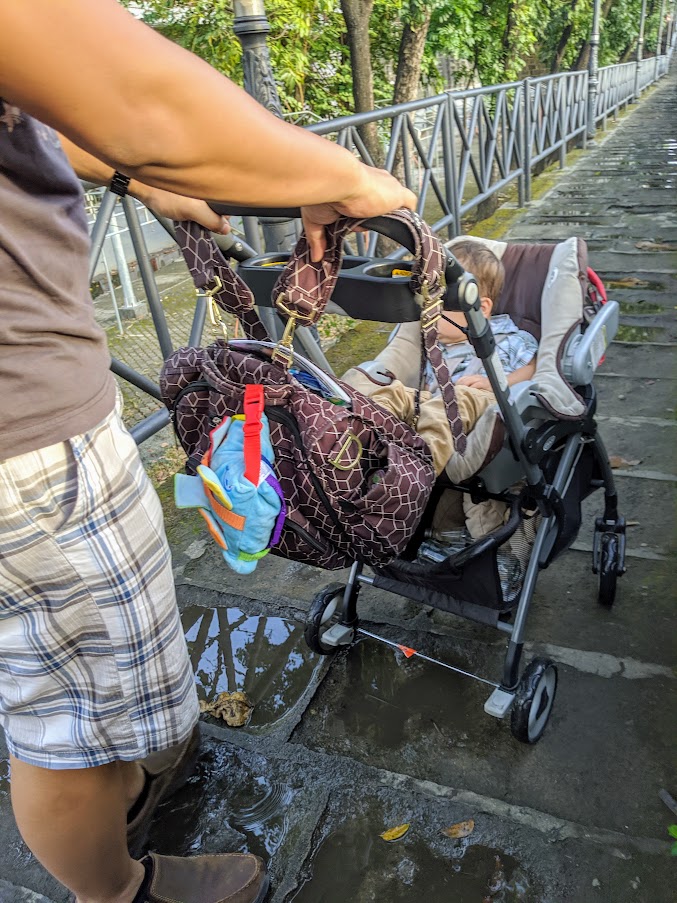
[425,314,538,393]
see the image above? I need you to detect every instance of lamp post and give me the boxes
[587,0,602,139]
[232,0,298,255]
[655,0,667,79]
[666,0,675,51]
[633,0,648,101]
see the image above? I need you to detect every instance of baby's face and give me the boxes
[436,313,468,344]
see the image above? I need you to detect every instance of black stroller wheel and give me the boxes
[510,658,558,744]
[597,533,619,608]
[305,583,347,655]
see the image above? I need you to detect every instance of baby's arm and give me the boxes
[506,357,536,386]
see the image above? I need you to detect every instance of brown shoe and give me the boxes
[127,724,201,857]
[141,851,269,903]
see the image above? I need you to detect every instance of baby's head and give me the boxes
[437,240,505,344]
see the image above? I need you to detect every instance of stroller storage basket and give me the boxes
[374,500,524,619]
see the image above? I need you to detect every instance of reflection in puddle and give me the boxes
[320,640,480,750]
[182,606,322,732]
[291,816,535,902]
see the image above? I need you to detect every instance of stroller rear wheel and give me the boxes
[305,583,349,655]
[510,658,558,744]
[597,532,619,608]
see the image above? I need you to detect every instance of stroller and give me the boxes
[232,215,627,744]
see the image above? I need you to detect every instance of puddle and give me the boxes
[290,815,535,902]
[0,758,9,794]
[147,744,295,860]
[615,324,666,343]
[228,773,294,856]
[316,639,481,750]
[182,606,323,733]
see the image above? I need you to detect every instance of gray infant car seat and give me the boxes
[343,235,619,493]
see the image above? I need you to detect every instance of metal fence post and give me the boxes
[634,0,648,101]
[233,0,297,257]
[559,78,567,168]
[587,0,601,138]
[522,78,532,203]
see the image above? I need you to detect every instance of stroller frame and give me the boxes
[238,220,628,744]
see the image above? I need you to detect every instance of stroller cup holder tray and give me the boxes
[239,253,422,323]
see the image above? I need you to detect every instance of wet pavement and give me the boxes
[1,70,676,903]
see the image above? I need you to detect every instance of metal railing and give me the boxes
[86,42,675,444]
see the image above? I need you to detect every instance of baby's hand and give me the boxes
[456,375,491,390]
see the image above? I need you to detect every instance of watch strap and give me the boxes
[109,170,131,197]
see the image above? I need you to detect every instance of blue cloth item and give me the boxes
[174,404,285,575]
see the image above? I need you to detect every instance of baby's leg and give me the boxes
[368,380,419,422]
[415,385,495,474]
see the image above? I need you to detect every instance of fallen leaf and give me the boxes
[608,455,641,469]
[442,819,475,839]
[668,825,677,839]
[380,823,410,842]
[635,240,676,251]
[626,520,640,527]
[199,690,253,727]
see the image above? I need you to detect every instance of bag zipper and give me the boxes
[265,405,348,539]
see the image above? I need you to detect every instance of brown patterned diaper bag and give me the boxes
[160,212,443,569]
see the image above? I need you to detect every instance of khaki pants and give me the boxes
[369,379,495,475]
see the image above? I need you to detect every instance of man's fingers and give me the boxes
[302,216,327,261]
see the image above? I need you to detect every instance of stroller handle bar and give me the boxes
[208,204,475,312]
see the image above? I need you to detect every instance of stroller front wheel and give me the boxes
[305,583,352,655]
[510,658,558,744]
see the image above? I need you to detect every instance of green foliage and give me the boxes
[123,0,666,122]
[669,824,677,855]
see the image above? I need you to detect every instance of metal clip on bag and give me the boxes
[160,213,437,570]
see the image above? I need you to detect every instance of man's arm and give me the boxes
[0,0,414,244]
[60,135,230,234]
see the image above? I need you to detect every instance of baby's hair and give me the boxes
[450,240,505,303]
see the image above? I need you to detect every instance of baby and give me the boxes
[354,240,538,539]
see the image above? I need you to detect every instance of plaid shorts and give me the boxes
[0,399,199,769]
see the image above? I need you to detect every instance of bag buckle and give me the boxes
[419,282,442,328]
[328,432,363,470]
[203,275,229,341]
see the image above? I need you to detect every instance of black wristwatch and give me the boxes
[109,170,131,197]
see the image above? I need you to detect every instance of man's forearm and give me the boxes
[1,0,368,207]
[60,134,151,205]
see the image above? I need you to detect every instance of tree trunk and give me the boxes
[340,0,381,164]
[393,5,433,106]
[391,4,433,189]
[501,0,519,72]
[573,0,614,71]
[552,0,580,72]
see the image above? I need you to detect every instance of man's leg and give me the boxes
[10,756,145,903]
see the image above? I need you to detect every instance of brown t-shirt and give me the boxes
[0,100,115,461]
